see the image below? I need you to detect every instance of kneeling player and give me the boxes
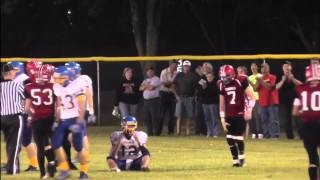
[52,66,89,179]
[218,65,255,167]
[107,116,151,172]
[292,60,320,180]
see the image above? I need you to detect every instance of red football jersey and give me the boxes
[294,83,320,123]
[218,79,249,117]
[25,82,55,120]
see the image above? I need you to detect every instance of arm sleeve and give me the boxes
[241,79,249,90]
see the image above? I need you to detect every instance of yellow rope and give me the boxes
[1,54,319,62]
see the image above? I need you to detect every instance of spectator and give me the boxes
[114,67,141,118]
[172,60,200,135]
[276,61,303,139]
[158,60,178,135]
[139,67,161,136]
[248,63,264,139]
[253,63,280,139]
[198,72,220,137]
[194,63,214,135]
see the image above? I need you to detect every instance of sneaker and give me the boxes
[141,166,150,172]
[232,163,241,167]
[69,162,78,170]
[79,171,89,180]
[258,134,264,139]
[251,134,256,139]
[47,162,57,177]
[239,159,246,167]
[25,165,38,172]
[56,170,71,179]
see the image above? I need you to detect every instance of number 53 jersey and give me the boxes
[294,83,320,123]
[25,82,55,120]
[110,131,148,160]
[53,81,86,119]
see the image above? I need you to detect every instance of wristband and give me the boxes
[220,111,225,118]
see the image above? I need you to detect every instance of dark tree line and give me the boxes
[2,0,319,60]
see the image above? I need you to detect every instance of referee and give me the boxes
[0,64,25,175]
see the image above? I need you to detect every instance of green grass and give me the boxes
[1,126,308,180]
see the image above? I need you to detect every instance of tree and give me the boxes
[129,0,163,75]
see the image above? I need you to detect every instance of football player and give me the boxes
[107,116,151,172]
[292,60,320,180]
[25,64,56,179]
[218,65,256,167]
[7,61,39,171]
[65,62,95,167]
[52,66,89,179]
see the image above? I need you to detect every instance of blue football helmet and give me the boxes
[7,61,25,75]
[65,62,81,80]
[53,66,71,86]
[121,116,138,138]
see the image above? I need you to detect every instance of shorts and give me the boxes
[22,114,33,147]
[115,156,143,171]
[226,117,246,136]
[175,96,195,118]
[52,118,84,152]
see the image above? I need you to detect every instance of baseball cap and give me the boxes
[2,64,14,73]
[183,60,191,66]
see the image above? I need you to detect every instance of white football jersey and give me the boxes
[53,81,86,119]
[110,131,148,160]
[73,75,93,111]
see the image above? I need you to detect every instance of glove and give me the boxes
[52,121,59,132]
[112,106,121,119]
[88,114,97,124]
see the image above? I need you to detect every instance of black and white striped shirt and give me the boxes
[0,80,25,116]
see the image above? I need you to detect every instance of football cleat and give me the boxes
[56,170,71,179]
[24,165,38,172]
[79,171,89,180]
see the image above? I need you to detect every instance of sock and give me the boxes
[226,138,238,163]
[80,164,88,174]
[308,166,318,180]
[58,161,69,171]
[63,140,72,163]
[44,149,55,163]
[235,139,245,155]
[29,157,38,167]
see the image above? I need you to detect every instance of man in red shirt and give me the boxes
[253,63,280,138]
[292,60,320,180]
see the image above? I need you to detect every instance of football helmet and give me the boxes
[7,61,25,75]
[65,62,81,80]
[121,116,138,139]
[219,65,235,85]
[37,64,55,83]
[53,66,71,86]
[305,60,320,82]
[26,60,43,82]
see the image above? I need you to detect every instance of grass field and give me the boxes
[1,126,309,180]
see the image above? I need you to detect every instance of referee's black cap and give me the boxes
[2,64,14,73]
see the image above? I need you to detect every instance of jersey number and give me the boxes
[31,88,53,106]
[301,91,320,111]
[62,95,75,109]
[227,91,236,104]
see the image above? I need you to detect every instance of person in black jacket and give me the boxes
[198,72,220,137]
[113,67,141,118]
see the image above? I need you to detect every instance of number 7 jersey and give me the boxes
[25,82,55,120]
[294,83,320,123]
[218,78,249,117]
